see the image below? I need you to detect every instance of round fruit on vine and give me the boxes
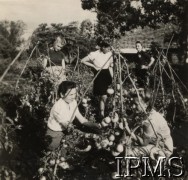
[109,134,115,142]
[115,131,121,136]
[38,167,44,174]
[95,142,102,149]
[111,172,119,179]
[85,133,90,138]
[40,176,46,180]
[82,98,87,104]
[58,162,70,169]
[111,150,120,156]
[101,121,108,127]
[93,134,99,139]
[116,144,124,153]
[111,112,119,123]
[107,88,114,95]
[101,139,109,148]
[108,141,113,146]
[49,159,56,165]
[104,117,111,124]
[132,104,136,109]
[56,159,60,164]
[123,89,128,96]
[82,103,88,107]
[60,157,66,162]
[63,144,68,148]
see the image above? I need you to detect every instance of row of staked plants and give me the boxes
[0,45,188,179]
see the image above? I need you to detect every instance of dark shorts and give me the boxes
[46,128,64,150]
[135,68,149,87]
[93,69,112,95]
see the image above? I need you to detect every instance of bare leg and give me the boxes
[100,95,107,117]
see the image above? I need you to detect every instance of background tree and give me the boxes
[81,0,188,62]
[0,20,26,59]
[80,19,94,38]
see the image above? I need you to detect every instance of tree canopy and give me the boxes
[81,0,188,61]
[0,20,26,59]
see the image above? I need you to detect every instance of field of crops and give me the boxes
[0,55,188,180]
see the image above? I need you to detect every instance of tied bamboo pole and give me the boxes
[111,47,159,140]
[118,53,124,115]
[0,39,31,83]
[74,46,80,72]
[15,42,39,89]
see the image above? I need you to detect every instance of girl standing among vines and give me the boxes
[135,41,155,88]
[81,41,113,118]
[42,36,67,84]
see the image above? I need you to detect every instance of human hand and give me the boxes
[141,65,149,69]
[66,124,74,133]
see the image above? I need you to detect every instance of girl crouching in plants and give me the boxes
[81,41,113,118]
[46,81,100,150]
[124,91,173,159]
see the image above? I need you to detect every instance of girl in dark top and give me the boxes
[42,36,66,83]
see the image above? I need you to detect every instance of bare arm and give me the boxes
[81,56,96,69]
[109,60,114,78]
[75,110,88,124]
[124,121,144,145]
[148,57,155,68]
[62,59,65,69]
[42,58,48,69]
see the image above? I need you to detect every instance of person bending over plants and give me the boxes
[124,91,173,159]
[46,81,100,150]
[81,41,113,118]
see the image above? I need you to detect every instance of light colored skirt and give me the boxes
[45,66,66,84]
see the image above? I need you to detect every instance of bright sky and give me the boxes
[0,0,96,39]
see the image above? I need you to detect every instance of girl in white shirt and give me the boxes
[81,41,113,117]
[46,81,88,150]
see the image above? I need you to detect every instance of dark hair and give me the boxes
[58,81,76,96]
[100,41,110,48]
[136,41,142,45]
[96,37,111,48]
[131,89,152,103]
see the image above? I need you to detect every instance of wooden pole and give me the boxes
[0,47,26,83]
[118,53,124,115]
[15,42,39,89]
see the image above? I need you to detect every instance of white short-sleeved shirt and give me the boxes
[88,50,113,69]
[142,109,173,152]
[47,99,78,131]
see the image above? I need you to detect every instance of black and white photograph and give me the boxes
[0,0,188,179]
